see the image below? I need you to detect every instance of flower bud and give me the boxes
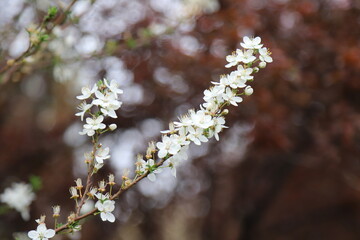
[259,62,266,68]
[109,124,117,131]
[244,86,254,96]
[124,179,132,187]
[221,109,229,116]
[67,212,76,223]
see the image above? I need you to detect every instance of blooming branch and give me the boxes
[26,36,272,238]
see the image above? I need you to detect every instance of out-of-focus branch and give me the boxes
[0,0,78,81]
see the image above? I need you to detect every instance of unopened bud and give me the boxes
[67,212,76,223]
[259,62,266,68]
[109,124,117,131]
[124,179,132,187]
[221,109,229,116]
[244,86,254,96]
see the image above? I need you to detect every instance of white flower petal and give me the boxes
[44,229,56,238]
[106,212,115,222]
[28,230,38,238]
[147,173,156,182]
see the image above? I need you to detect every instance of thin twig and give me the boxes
[75,139,97,216]
[55,158,167,233]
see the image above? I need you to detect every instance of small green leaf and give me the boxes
[39,34,49,42]
[45,6,58,21]
[29,175,42,191]
[56,222,64,228]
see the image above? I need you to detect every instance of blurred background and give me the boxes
[1,0,360,239]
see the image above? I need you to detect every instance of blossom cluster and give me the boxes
[136,36,272,181]
[76,79,123,171]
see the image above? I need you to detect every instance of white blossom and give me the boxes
[240,36,263,49]
[79,116,106,136]
[95,198,115,222]
[0,182,35,221]
[92,91,122,118]
[187,126,208,145]
[227,71,247,89]
[95,147,110,164]
[95,193,110,201]
[174,112,194,128]
[209,116,227,141]
[259,47,273,63]
[52,205,60,218]
[28,223,55,240]
[238,49,256,64]
[98,180,106,192]
[69,187,79,199]
[94,162,104,171]
[104,79,124,98]
[87,187,98,199]
[222,87,243,106]
[75,102,92,121]
[212,74,230,87]
[235,65,254,82]
[225,50,240,68]
[202,99,220,113]
[135,155,147,174]
[156,135,182,158]
[203,85,224,103]
[76,85,97,100]
[190,110,213,129]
